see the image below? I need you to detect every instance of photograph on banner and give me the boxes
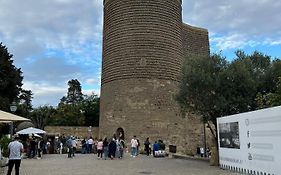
[219,122,240,149]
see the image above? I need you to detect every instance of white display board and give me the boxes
[217,106,281,175]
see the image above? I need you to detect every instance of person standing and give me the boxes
[153,141,159,157]
[102,137,109,160]
[66,137,73,158]
[59,142,63,154]
[144,137,150,156]
[130,136,138,157]
[81,138,86,154]
[108,138,117,160]
[97,139,103,159]
[87,137,94,154]
[28,138,36,158]
[119,139,125,158]
[72,137,77,157]
[37,138,44,159]
[7,134,24,175]
[136,138,140,156]
[116,138,124,158]
[200,147,204,157]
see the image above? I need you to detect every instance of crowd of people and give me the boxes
[4,134,169,174]
[64,136,126,159]
[7,134,168,161]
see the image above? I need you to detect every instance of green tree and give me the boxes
[0,43,23,111]
[60,79,83,105]
[176,53,227,138]
[219,56,257,114]
[267,77,281,106]
[49,104,85,126]
[29,105,56,129]
[46,79,99,127]
[176,51,280,141]
[81,93,100,127]
[50,79,86,126]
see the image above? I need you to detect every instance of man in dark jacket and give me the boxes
[108,138,116,159]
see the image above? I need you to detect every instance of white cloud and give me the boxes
[210,34,261,50]
[1,0,280,107]
[263,38,281,46]
[85,78,99,85]
[82,89,100,97]
[0,0,103,65]
[183,0,281,47]
[22,81,67,107]
[0,0,103,107]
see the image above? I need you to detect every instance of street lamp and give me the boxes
[88,126,92,137]
[10,102,17,113]
[9,102,17,136]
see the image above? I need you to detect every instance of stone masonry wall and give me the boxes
[99,79,204,154]
[102,0,183,84]
[99,0,210,154]
[44,126,99,139]
[182,23,210,57]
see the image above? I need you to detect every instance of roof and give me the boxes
[0,110,30,122]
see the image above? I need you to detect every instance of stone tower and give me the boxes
[100,0,210,153]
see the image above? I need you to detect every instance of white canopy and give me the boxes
[0,110,30,122]
[33,133,42,138]
[17,127,46,135]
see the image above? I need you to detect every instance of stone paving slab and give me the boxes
[1,154,240,175]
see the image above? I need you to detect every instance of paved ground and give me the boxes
[1,154,239,175]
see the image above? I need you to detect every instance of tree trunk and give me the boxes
[207,121,219,166]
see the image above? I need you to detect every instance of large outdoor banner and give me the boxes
[217,106,281,175]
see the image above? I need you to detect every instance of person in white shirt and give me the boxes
[130,136,138,157]
[59,142,63,154]
[7,134,24,175]
[72,137,77,157]
[87,137,94,153]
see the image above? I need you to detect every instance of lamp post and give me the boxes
[88,126,92,137]
[9,102,17,136]
[203,120,207,157]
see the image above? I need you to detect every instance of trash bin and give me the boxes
[169,145,176,153]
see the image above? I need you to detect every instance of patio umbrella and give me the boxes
[33,133,42,138]
[0,110,30,121]
[16,127,46,135]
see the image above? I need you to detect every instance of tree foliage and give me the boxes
[81,93,100,127]
[0,42,23,111]
[60,79,83,105]
[176,54,227,138]
[29,105,56,129]
[176,51,281,140]
[267,77,281,106]
[0,43,33,118]
[49,103,85,126]
[47,79,100,126]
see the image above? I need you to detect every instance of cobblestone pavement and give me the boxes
[1,154,239,175]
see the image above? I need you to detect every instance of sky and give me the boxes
[0,0,280,107]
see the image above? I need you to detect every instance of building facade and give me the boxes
[99,0,210,154]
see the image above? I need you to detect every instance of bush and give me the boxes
[0,136,11,157]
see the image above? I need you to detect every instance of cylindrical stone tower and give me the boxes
[100,0,205,152]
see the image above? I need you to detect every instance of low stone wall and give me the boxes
[44,126,99,139]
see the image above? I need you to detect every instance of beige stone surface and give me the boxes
[1,154,239,175]
[100,0,210,155]
[44,126,99,139]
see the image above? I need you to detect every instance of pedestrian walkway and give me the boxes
[1,154,239,175]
